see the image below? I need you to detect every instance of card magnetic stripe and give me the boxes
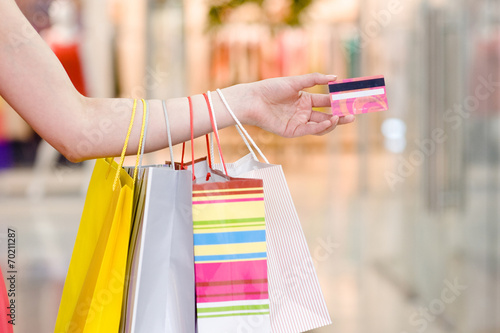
[329,77,385,93]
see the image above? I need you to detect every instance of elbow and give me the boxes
[52,95,93,163]
[52,139,86,164]
[61,147,85,164]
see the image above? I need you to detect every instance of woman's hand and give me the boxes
[237,73,355,137]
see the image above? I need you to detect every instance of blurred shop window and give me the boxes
[0,0,54,169]
[468,18,500,164]
[27,0,87,199]
[381,118,407,153]
[203,0,359,87]
[0,98,36,169]
[206,0,315,87]
[470,30,500,115]
[40,0,87,96]
[0,0,87,169]
[15,0,53,32]
[184,0,360,153]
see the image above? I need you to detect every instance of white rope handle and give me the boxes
[235,123,257,161]
[207,91,224,166]
[162,100,175,170]
[215,88,269,164]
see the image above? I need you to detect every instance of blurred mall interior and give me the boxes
[0,0,499,332]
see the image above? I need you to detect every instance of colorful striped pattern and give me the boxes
[328,75,388,116]
[193,180,270,331]
[215,155,332,333]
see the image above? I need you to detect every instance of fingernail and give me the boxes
[345,115,355,122]
[326,74,337,81]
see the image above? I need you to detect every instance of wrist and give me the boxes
[214,83,257,126]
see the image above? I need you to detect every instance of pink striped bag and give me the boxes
[192,166,271,333]
[185,95,271,333]
[207,90,332,333]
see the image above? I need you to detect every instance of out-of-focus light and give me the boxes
[381,118,407,153]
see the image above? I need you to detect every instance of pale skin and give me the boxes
[0,0,354,163]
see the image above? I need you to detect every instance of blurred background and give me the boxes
[0,0,499,332]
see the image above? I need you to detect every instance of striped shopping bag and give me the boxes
[210,89,332,332]
[183,94,270,332]
[192,175,270,333]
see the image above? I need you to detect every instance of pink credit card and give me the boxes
[328,75,388,116]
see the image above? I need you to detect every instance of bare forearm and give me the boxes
[78,88,248,162]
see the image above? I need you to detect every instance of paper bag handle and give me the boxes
[215,89,269,164]
[139,99,150,168]
[188,96,195,179]
[203,92,228,176]
[112,98,147,190]
[180,96,213,179]
[162,100,175,170]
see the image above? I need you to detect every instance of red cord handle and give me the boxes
[181,96,213,180]
[188,96,195,180]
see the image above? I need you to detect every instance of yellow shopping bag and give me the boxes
[54,99,147,333]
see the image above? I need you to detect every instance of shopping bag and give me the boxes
[123,100,195,333]
[127,166,194,332]
[0,266,14,333]
[55,99,147,333]
[210,89,332,332]
[187,95,271,333]
[120,100,153,332]
[190,163,270,333]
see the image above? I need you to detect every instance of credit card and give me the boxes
[328,75,388,116]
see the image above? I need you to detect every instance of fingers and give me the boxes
[311,115,355,135]
[293,114,355,137]
[338,115,355,125]
[309,110,333,123]
[292,73,337,90]
[310,110,355,126]
[292,116,339,137]
[309,93,331,108]
[315,117,340,136]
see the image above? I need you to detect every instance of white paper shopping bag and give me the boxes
[122,100,196,333]
[128,166,194,333]
[210,90,332,333]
